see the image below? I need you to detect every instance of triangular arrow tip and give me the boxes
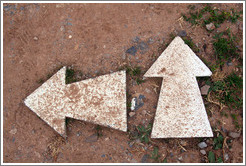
[144,36,212,78]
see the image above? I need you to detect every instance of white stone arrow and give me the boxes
[24,67,127,137]
[144,36,213,138]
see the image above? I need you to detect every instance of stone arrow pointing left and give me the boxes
[144,36,213,138]
[24,67,127,137]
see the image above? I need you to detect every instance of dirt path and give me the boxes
[3,3,243,163]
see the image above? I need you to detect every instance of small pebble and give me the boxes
[180,140,188,146]
[130,97,137,111]
[178,156,183,161]
[76,131,82,137]
[142,110,147,115]
[201,85,210,95]
[229,132,240,138]
[121,53,126,60]
[33,36,38,41]
[226,61,233,66]
[224,153,229,161]
[68,35,72,39]
[60,26,65,31]
[145,88,151,93]
[206,22,215,31]
[147,37,155,44]
[200,150,206,155]
[129,112,136,117]
[9,128,17,135]
[198,142,207,149]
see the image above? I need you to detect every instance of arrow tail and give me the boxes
[151,76,213,138]
[64,70,127,132]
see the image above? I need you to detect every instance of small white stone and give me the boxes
[68,35,72,39]
[33,36,38,41]
[130,97,137,111]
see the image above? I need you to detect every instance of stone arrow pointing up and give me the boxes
[24,67,127,137]
[144,36,213,138]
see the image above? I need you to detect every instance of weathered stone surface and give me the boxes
[24,67,127,137]
[144,36,213,138]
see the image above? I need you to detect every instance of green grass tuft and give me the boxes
[137,123,152,144]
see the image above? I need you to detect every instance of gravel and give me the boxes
[198,142,207,149]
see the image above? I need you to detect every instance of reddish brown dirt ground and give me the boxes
[3,3,243,163]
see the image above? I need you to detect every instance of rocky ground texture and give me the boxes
[3,3,243,163]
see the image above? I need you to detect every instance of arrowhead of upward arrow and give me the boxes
[144,36,213,138]
[24,67,127,137]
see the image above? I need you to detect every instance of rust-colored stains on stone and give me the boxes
[24,67,127,137]
[144,36,213,138]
